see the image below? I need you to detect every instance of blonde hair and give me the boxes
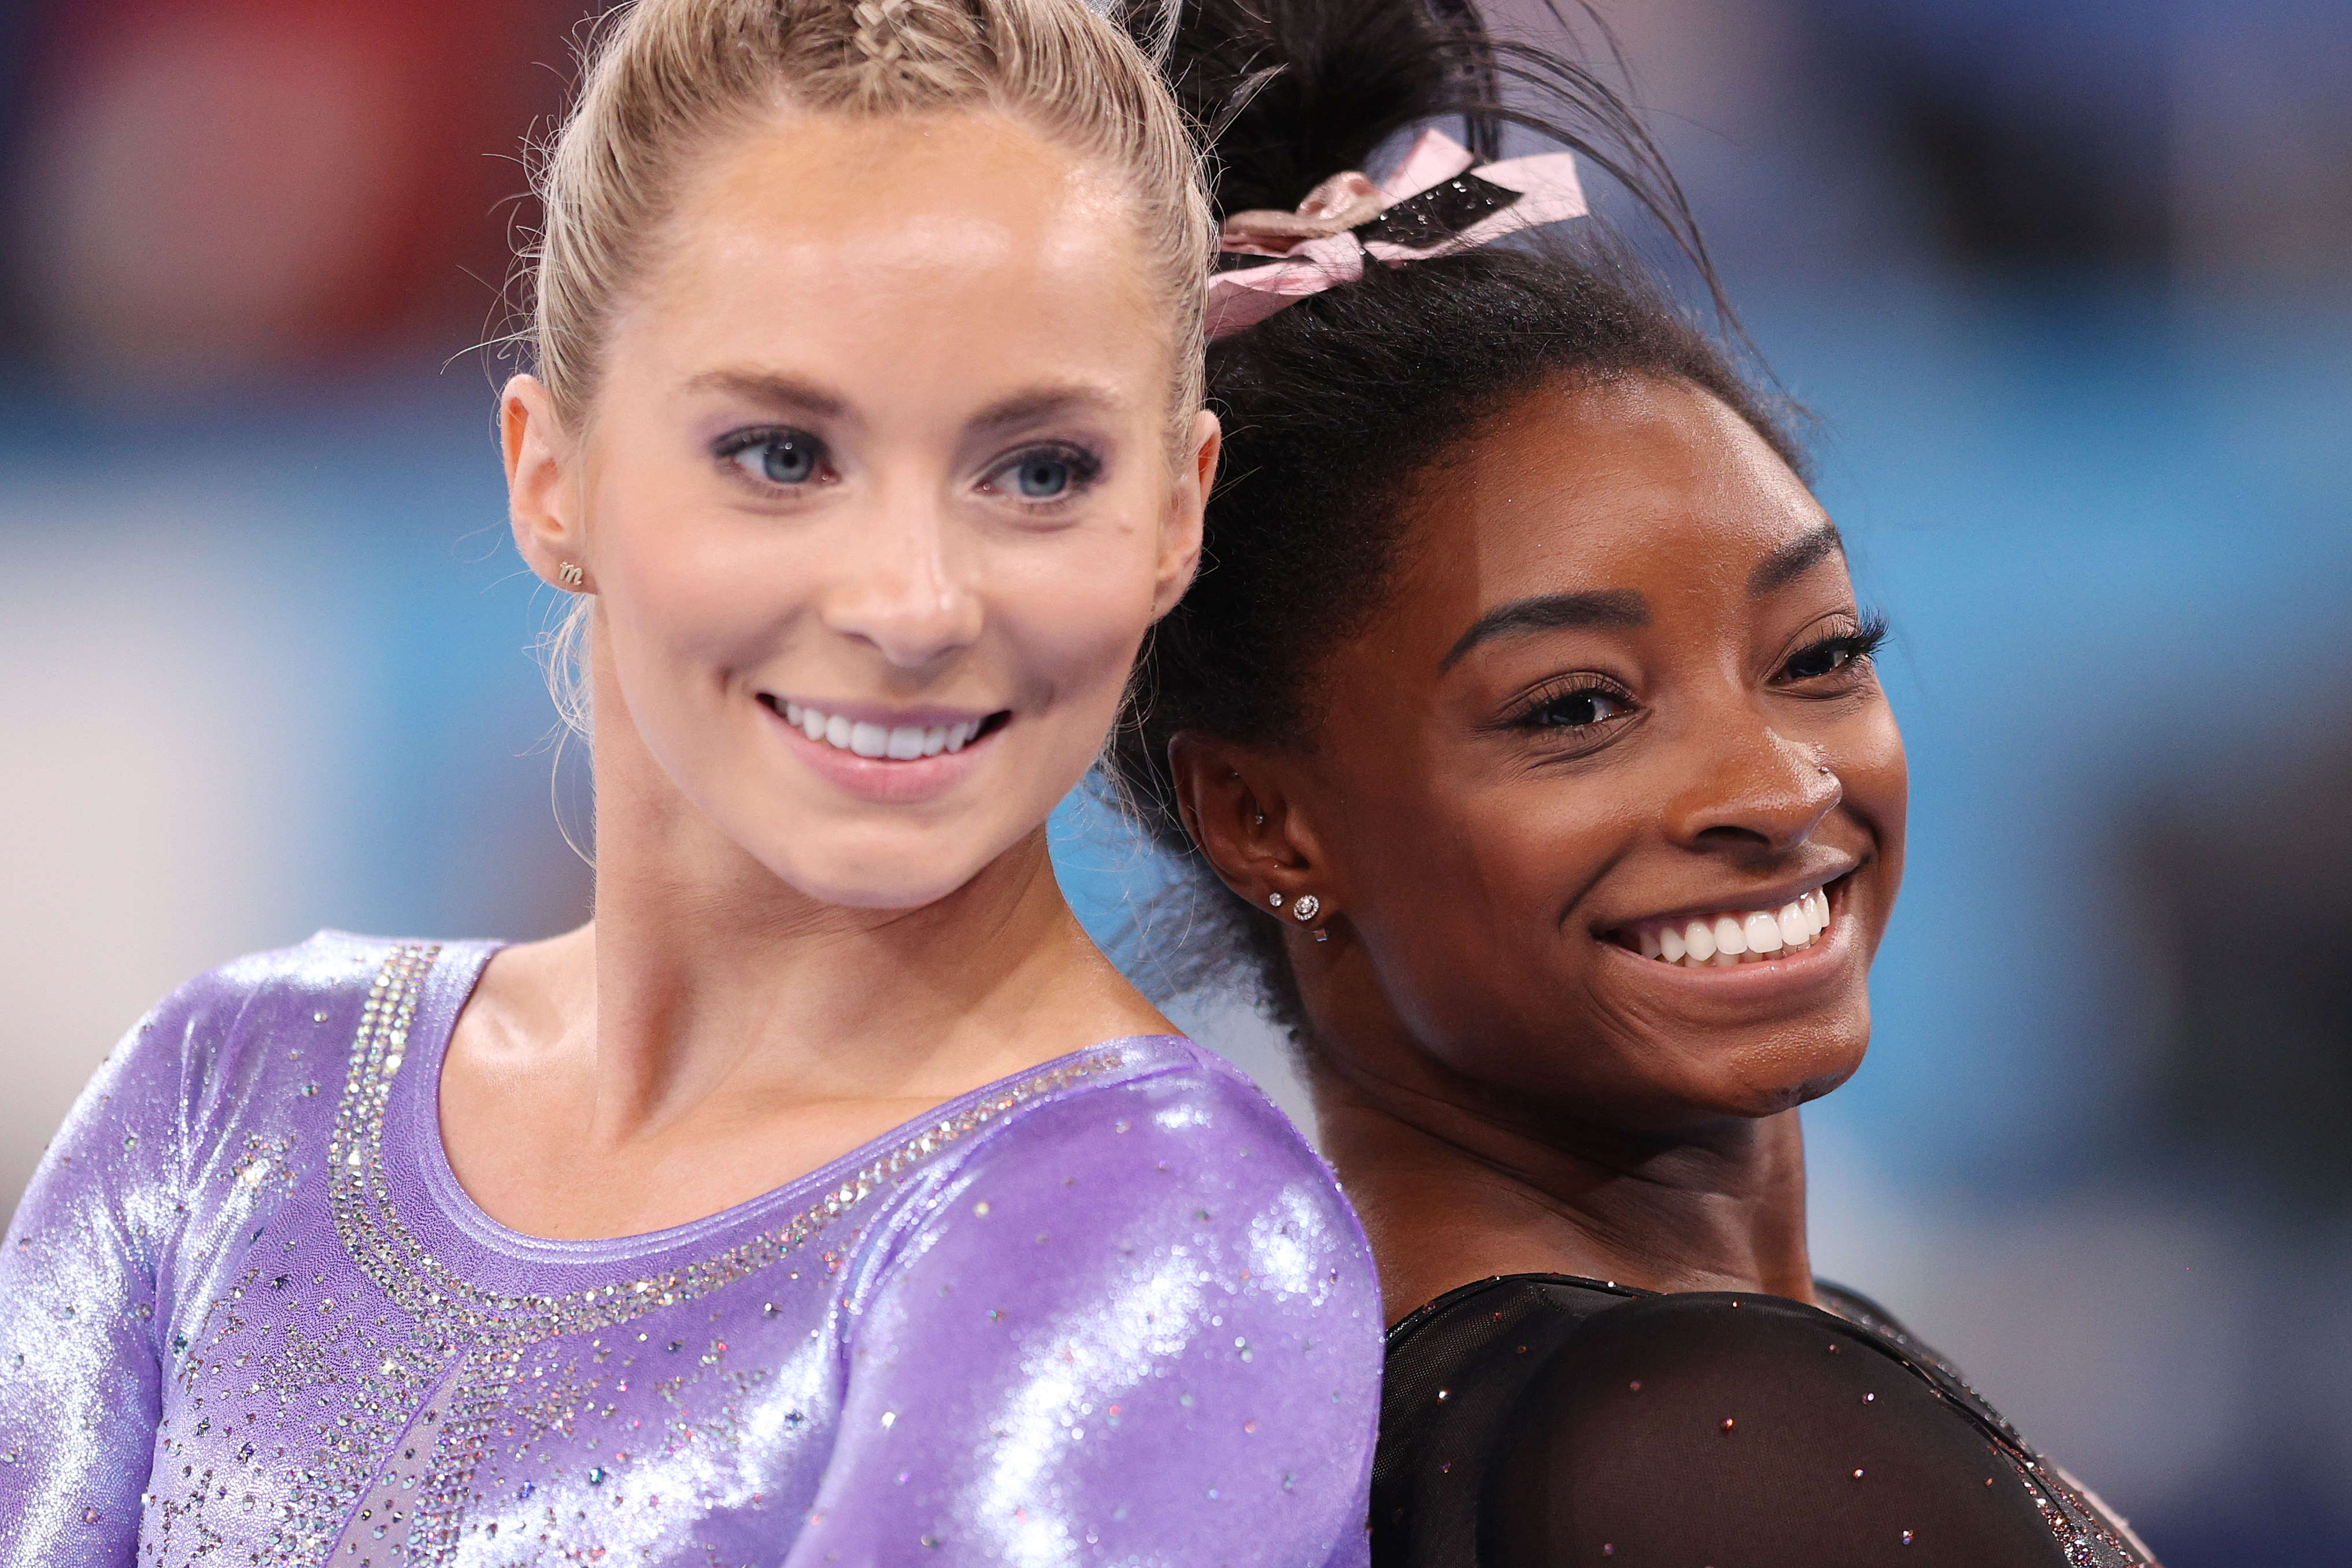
[527,0,1212,430]
[519,0,1210,755]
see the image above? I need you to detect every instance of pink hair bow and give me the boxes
[1205,128,1588,339]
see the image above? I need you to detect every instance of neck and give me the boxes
[537,682,1158,1149]
[1308,1052,1815,1325]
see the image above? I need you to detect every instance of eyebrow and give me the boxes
[1747,521,1846,598]
[683,369,849,421]
[1439,589,1650,672]
[967,385,1122,439]
[681,372,1118,442]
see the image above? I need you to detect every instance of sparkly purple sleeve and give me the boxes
[785,1056,1381,1567]
[0,988,193,1564]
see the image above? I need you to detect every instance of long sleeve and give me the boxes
[0,997,191,1565]
[784,1060,1382,1567]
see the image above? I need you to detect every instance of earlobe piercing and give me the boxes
[557,561,585,589]
[1268,892,1284,908]
[1291,894,1320,922]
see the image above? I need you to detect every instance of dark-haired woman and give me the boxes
[1112,1,2161,1562]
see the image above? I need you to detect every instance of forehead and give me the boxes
[613,108,1163,397]
[1388,375,1831,638]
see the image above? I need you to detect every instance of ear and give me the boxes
[1167,727,1336,918]
[502,374,591,593]
[1150,408,1219,620]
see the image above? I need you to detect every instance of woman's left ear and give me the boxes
[502,374,593,594]
[1153,409,1219,619]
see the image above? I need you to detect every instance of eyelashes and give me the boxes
[979,443,1102,504]
[1777,610,1888,683]
[1508,680,1636,733]
[709,426,1104,508]
[1497,609,1891,746]
[715,427,829,487]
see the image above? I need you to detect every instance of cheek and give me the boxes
[1326,742,1623,1023]
[1843,706,1910,866]
[989,518,1166,704]
[587,439,789,671]
[596,524,795,726]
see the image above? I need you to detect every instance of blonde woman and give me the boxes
[0,1,1382,1562]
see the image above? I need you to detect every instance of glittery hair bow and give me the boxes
[1205,128,1589,339]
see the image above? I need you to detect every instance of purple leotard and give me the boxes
[0,934,1381,1566]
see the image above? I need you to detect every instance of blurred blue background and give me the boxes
[3,0,2347,1558]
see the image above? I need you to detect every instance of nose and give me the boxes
[818,482,985,671]
[1658,710,1839,857]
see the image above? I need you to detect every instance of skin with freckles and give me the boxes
[1173,375,1907,1320]
[443,109,1218,1240]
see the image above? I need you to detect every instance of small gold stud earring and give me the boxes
[557,561,585,589]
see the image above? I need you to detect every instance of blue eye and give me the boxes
[988,445,1099,504]
[1013,457,1072,498]
[722,428,825,487]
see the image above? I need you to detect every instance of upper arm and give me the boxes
[0,992,195,1563]
[786,1075,1382,1567]
[1480,1295,2071,1568]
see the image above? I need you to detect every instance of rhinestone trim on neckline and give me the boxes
[310,942,1127,1564]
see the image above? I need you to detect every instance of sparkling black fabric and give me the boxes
[1356,172,1521,248]
[1372,1274,2158,1567]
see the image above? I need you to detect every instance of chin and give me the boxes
[1718,1032,1869,1118]
[761,843,995,911]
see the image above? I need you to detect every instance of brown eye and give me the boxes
[1784,641,1857,681]
[1533,689,1629,728]
[1780,613,1889,684]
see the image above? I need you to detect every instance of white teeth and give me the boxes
[780,702,993,761]
[1626,886,1839,968]
[1714,915,1748,957]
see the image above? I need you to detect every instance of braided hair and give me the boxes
[526,0,1213,428]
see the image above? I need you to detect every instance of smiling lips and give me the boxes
[1617,886,1833,968]
[780,699,989,761]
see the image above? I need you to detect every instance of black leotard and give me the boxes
[1372,1274,2159,1566]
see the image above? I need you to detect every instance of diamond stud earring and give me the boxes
[1291,894,1321,922]
[1267,892,1284,908]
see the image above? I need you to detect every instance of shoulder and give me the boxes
[819,1040,1382,1568]
[1473,1293,2072,1565]
[80,933,485,1174]
[955,1037,1367,1278]
[863,1036,1378,1323]
[116,933,423,1095]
